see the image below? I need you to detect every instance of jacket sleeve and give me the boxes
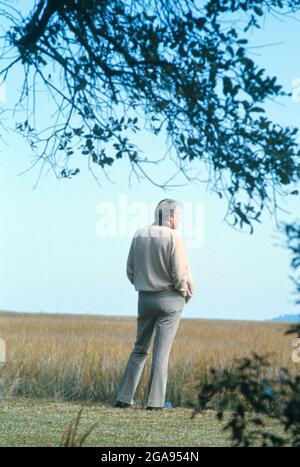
[126,237,135,285]
[187,262,194,295]
[169,233,193,297]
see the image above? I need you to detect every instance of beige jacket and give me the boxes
[126,223,194,300]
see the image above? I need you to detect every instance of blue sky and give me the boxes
[0,3,300,320]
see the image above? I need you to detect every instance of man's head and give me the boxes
[153,199,181,229]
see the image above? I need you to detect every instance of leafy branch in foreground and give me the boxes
[1,0,300,233]
[192,347,300,447]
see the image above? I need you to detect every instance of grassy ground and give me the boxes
[0,397,231,447]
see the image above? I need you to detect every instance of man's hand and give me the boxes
[185,287,193,304]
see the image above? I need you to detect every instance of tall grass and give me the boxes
[60,408,98,447]
[0,311,296,407]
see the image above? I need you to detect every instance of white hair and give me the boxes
[154,199,181,226]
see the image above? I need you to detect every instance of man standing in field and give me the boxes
[115,199,194,410]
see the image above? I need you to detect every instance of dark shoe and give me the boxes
[146,406,163,411]
[115,400,132,408]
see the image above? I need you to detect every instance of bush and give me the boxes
[192,326,300,447]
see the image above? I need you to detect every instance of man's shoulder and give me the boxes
[133,224,173,239]
[169,229,184,241]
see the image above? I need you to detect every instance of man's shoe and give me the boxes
[146,402,173,411]
[115,400,132,408]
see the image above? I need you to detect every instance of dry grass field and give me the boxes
[0,311,297,407]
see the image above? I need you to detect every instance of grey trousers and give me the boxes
[116,288,185,408]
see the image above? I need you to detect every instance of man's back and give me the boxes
[116,199,194,410]
[126,224,194,298]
